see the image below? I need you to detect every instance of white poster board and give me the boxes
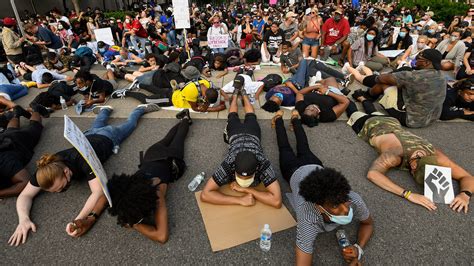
[424,165,455,204]
[63,115,113,206]
[94,27,115,46]
[379,50,405,58]
[208,34,229,49]
[172,0,190,29]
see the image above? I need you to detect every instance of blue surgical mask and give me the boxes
[399,32,406,38]
[321,206,354,225]
[366,34,375,41]
[274,92,284,101]
[428,29,435,34]
[99,48,106,53]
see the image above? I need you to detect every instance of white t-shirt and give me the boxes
[221,74,264,94]
[0,92,11,101]
[31,69,66,84]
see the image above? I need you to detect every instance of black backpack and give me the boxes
[261,74,283,92]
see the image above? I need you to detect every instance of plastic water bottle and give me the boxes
[249,93,256,104]
[336,229,351,249]
[259,224,272,252]
[60,96,68,110]
[188,172,205,191]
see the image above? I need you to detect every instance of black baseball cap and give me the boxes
[233,75,245,90]
[235,151,258,177]
[419,49,442,70]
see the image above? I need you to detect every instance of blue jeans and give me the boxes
[84,107,144,147]
[131,35,148,51]
[287,59,311,88]
[0,84,28,100]
[212,48,225,54]
[167,30,177,46]
[136,70,156,85]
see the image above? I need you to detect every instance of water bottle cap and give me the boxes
[264,224,270,229]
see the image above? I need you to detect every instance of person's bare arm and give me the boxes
[0,169,29,198]
[296,247,313,266]
[0,96,16,109]
[133,183,169,243]
[463,52,472,72]
[128,53,143,64]
[200,178,255,206]
[84,93,106,107]
[368,151,436,210]
[68,194,108,237]
[37,83,51,89]
[230,181,282,208]
[399,46,413,62]
[376,73,398,86]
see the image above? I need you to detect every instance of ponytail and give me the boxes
[36,154,66,189]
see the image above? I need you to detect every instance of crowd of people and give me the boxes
[0,0,473,265]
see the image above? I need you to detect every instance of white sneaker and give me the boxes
[127,79,139,91]
[137,103,161,113]
[308,76,318,86]
[356,61,365,71]
[92,105,114,114]
[341,62,351,75]
[315,71,322,82]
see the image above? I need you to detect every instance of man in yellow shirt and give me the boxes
[171,66,226,112]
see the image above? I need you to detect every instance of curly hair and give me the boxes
[299,167,351,205]
[108,172,158,226]
[31,91,60,108]
[261,100,280,113]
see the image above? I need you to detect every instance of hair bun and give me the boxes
[36,154,59,168]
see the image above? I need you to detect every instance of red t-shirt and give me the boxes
[322,18,350,46]
[132,20,148,38]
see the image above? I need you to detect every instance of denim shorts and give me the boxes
[302,37,320,47]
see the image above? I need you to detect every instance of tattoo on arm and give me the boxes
[369,152,402,174]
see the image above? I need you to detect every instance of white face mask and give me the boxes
[125,18,130,24]
[235,174,255,188]
[450,36,458,42]
[417,43,426,49]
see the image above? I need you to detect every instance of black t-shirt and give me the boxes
[244,49,261,63]
[295,92,338,122]
[78,74,114,99]
[263,29,284,50]
[48,81,76,101]
[137,160,172,184]
[30,135,114,187]
[0,151,25,188]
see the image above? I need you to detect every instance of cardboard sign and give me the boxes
[207,34,229,49]
[172,0,190,29]
[63,116,113,206]
[94,27,115,46]
[195,184,296,252]
[378,50,405,58]
[424,165,455,204]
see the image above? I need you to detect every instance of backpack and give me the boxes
[0,66,15,83]
[261,74,283,92]
[75,46,93,57]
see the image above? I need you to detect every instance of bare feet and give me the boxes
[271,110,284,129]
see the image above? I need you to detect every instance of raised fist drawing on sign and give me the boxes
[425,168,450,203]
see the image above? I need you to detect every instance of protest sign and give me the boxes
[94,27,114,46]
[172,0,190,29]
[208,34,229,49]
[424,165,455,204]
[63,116,112,206]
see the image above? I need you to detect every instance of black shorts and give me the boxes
[362,74,378,88]
[226,112,261,140]
[7,54,25,64]
[3,120,44,153]
[0,151,25,187]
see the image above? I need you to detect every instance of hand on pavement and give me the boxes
[8,219,36,246]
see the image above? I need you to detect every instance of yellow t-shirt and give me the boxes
[172,80,211,108]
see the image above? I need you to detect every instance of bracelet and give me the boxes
[403,190,412,200]
[354,243,364,260]
[324,90,330,96]
[461,190,472,198]
[88,211,99,219]
[401,190,407,198]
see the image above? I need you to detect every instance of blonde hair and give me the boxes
[36,154,66,189]
[418,35,429,42]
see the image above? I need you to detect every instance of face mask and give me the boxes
[58,25,63,30]
[366,34,375,41]
[417,43,426,50]
[235,175,254,188]
[416,26,422,31]
[125,18,130,24]
[451,36,458,42]
[99,48,106,53]
[401,11,405,14]
[110,21,114,24]
[428,29,435,34]
[78,85,88,91]
[321,206,354,225]
[334,15,341,21]
[383,17,389,22]
[274,92,284,101]
[399,32,406,38]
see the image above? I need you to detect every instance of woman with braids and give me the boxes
[68,110,193,242]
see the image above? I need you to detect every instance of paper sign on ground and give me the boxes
[208,34,229,49]
[63,115,112,206]
[94,27,114,46]
[195,184,296,252]
[172,0,190,29]
[378,50,405,58]
[424,165,455,204]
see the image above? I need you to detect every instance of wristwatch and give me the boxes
[461,190,472,198]
[354,243,364,260]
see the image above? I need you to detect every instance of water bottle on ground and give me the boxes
[60,96,68,110]
[188,172,205,191]
[336,229,351,249]
[259,224,272,252]
[249,93,256,104]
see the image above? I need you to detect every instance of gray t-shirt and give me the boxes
[279,22,298,41]
[290,164,370,254]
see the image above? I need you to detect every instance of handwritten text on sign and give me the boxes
[208,35,229,49]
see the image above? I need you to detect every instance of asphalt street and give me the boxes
[0,116,473,264]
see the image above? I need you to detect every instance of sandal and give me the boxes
[271,110,284,129]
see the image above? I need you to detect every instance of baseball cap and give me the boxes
[233,75,245,90]
[235,151,258,177]
[181,66,200,80]
[286,11,297,18]
[419,49,442,70]
[335,8,344,15]
[426,11,434,17]
[3,17,16,26]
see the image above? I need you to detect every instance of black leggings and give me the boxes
[276,118,322,183]
[346,100,379,134]
[144,119,189,160]
[127,85,173,106]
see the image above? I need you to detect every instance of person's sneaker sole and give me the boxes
[92,106,114,114]
[138,104,161,113]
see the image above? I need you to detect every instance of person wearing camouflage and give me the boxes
[358,49,446,128]
[344,97,473,213]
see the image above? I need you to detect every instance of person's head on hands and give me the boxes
[234,151,258,188]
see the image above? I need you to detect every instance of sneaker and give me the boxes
[13,105,32,119]
[106,64,114,71]
[92,105,114,114]
[306,56,315,60]
[356,61,365,72]
[341,62,351,75]
[340,88,351,96]
[176,108,192,124]
[325,57,338,66]
[315,71,322,82]
[111,89,127,99]
[351,89,367,102]
[127,79,139,91]
[29,103,50,118]
[308,76,318,86]
[137,103,161,113]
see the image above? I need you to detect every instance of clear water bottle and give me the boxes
[249,93,256,104]
[60,96,68,110]
[259,224,272,252]
[188,172,205,191]
[336,229,351,249]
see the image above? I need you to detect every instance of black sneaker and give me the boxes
[13,105,32,119]
[340,88,351,96]
[30,103,50,118]
[352,89,367,102]
[176,109,192,124]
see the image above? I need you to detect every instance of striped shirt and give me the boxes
[290,165,370,254]
[212,133,276,187]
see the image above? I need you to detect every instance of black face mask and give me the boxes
[334,15,341,21]
[59,179,72,193]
